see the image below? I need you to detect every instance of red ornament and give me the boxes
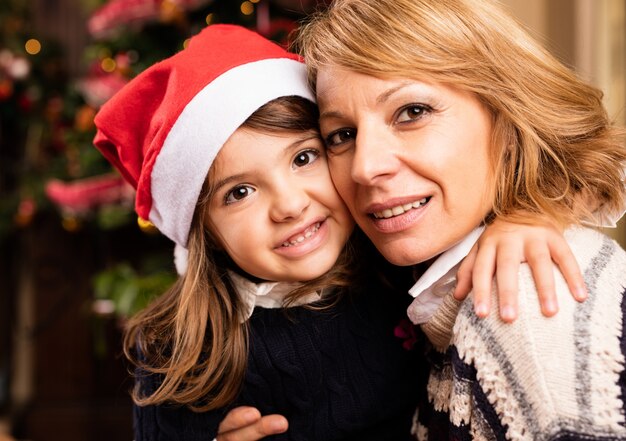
[0,78,13,101]
[394,318,419,351]
[14,197,37,227]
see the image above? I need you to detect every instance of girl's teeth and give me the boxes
[373,198,428,219]
[281,222,321,247]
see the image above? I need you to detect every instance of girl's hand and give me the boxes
[216,406,288,441]
[453,220,587,322]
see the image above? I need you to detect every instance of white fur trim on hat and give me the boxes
[174,243,189,275]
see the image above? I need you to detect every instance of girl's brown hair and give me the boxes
[124,96,354,411]
[295,0,626,227]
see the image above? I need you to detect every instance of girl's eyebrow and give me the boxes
[212,173,247,194]
[211,132,321,193]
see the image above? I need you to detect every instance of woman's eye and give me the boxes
[325,129,356,148]
[292,149,319,168]
[224,185,255,204]
[396,104,430,123]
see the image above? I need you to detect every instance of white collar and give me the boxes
[406,226,484,324]
[228,270,322,321]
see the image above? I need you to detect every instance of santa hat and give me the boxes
[93,24,314,274]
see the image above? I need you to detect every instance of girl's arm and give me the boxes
[453,219,587,323]
[216,407,287,441]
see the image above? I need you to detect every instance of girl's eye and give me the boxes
[396,104,431,123]
[224,185,255,204]
[292,149,320,168]
[324,129,356,148]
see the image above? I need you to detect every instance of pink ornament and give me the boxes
[77,68,129,108]
[87,0,213,38]
[45,174,134,216]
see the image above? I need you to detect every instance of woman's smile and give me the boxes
[317,67,495,266]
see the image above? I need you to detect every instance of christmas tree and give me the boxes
[1,0,326,319]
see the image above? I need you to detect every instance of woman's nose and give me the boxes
[351,124,399,185]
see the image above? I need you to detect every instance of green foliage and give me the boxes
[93,262,176,318]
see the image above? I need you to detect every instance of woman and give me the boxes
[295,0,626,439]
[219,0,626,439]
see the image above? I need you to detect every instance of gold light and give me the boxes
[240,1,254,15]
[101,57,116,72]
[25,39,41,55]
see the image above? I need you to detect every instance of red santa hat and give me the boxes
[93,24,314,274]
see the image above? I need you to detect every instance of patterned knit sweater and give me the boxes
[134,281,423,441]
[414,227,626,441]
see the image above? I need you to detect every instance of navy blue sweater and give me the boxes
[134,284,424,441]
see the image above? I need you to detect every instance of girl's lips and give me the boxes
[274,219,330,258]
[280,221,322,247]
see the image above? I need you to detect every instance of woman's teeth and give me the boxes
[373,198,429,219]
[281,222,321,247]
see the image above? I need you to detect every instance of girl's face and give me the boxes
[316,67,495,266]
[205,127,354,282]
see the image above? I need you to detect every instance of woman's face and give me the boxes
[316,67,495,266]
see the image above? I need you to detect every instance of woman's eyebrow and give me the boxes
[376,82,413,104]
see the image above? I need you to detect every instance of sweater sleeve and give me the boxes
[450,228,626,440]
[414,228,626,441]
[133,371,226,441]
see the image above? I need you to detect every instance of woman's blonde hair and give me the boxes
[296,0,626,226]
[124,96,354,411]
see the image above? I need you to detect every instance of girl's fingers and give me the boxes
[546,234,588,302]
[524,238,559,317]
[454,244,477,301]
[470,241,496,318]
[494,241,522,323]
[457,219,586,322]
[218,407,262,433]
[217,411,288,441]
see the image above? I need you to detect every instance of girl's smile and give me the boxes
[205,127,354,282]
[275,218,329,258]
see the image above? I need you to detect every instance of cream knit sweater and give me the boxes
[416,227,626,441]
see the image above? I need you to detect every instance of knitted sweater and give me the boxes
[414,227,626,440]
[134,281,423,441]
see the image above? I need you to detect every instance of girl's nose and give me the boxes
[269,184,311,222]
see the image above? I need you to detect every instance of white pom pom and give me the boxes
[174,244,189,275]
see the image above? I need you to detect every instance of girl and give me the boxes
[94,24,591,441]
[94,24,423,441]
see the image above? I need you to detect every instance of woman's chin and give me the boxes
[376,244,435,267]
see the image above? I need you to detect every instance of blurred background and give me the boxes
[0,0,624,440]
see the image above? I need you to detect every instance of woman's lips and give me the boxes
[371,197,429,219]
[368,197,432,233]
